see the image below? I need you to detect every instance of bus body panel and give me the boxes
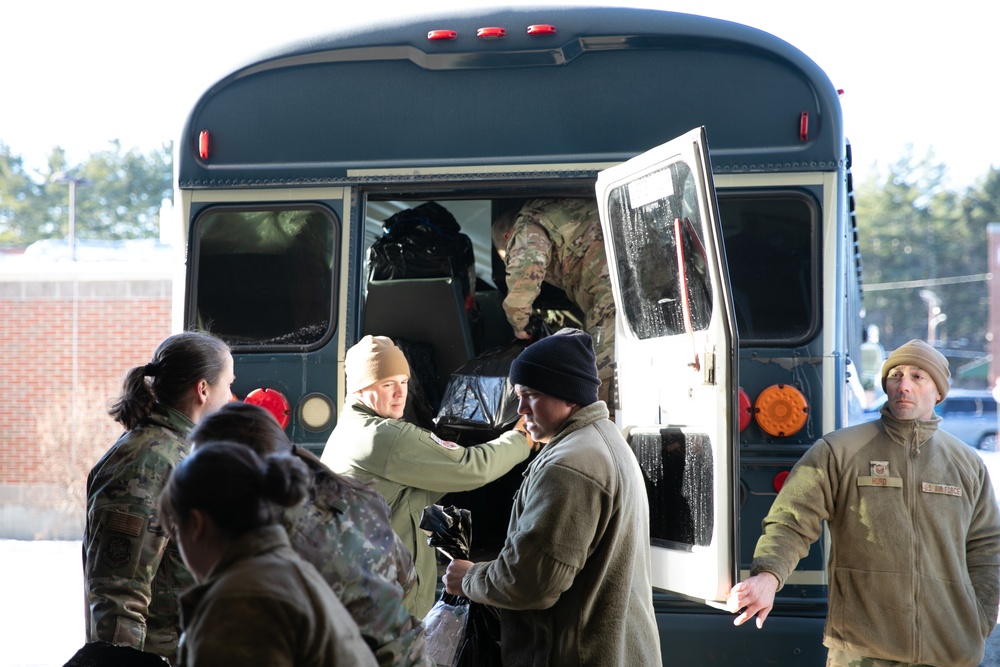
[179,7,842,186]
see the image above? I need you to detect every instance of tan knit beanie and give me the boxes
[880,339,950,402]
[345,335,410,393]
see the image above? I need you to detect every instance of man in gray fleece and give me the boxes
[729,339,1000,667]
[443,328,660,666]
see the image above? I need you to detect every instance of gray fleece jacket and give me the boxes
[462,402,660,666]
[751,408,1000,667]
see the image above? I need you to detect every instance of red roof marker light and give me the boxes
[527,24,557,35]
[199,130,210,160]
[427,30,457,41]
[477,27,507,39]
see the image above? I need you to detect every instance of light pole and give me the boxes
[51,171,91,261]
[919,289,947,346]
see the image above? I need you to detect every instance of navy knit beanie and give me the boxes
[509,328,601,406]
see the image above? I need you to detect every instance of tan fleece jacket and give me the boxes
[751,410,1000,667]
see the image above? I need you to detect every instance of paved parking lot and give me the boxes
[3,449,1000,666]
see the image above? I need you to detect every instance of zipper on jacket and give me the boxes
[908,423,921,661]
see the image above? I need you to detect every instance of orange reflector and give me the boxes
[427,29,457,40]
[773,470,790,493]
[754,384,808,437]
[477,27,507,38]
[526,24,557,35]
[199,130,210,159]
[799,111,809,142]
[738,387,752,432]
[244,387,291,429]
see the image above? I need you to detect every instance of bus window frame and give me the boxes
[187,201,341,353]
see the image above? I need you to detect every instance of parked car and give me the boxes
[854,389,997,451]
[936,389,998,451]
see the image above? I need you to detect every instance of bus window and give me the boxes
[191,207,336,348]
[719,195,817,344]
[604,160,712,340]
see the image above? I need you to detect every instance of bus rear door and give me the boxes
[596,127,739,605]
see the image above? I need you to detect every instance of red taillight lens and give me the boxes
[244,387,292,429]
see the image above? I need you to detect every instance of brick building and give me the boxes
[0,243,179,538]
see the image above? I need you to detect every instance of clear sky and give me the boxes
[4,0,997,188]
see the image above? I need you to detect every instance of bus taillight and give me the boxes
[754,384,809,438]
[244,387,291,429]
[773,470,790,492]
[427,30,457,41]
[738,387,752,432]
[299,393,335,433]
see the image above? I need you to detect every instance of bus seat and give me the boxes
[362,277,475,393]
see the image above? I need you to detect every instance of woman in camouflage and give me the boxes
[83,331,234,664]
[189,402,433,667]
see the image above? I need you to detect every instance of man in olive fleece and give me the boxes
[729,339,1000,667]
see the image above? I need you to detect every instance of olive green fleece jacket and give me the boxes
[321,400,530,617]
[751,409,1000,667]
[461,402,660,666]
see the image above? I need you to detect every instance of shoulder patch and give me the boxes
[102,535,135,569]
[105,511,145,537]
[430,433,460,450]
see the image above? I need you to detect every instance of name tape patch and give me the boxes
[921,482,962,497]
[857,476,903,488]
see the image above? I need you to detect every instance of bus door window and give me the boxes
[190,207,337,348]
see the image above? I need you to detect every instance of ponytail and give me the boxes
[109,331,230,430]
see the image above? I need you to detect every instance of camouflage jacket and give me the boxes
[83,404,196,664]
[321,400,529,617]
[500,198,614,335]
[284,447,432,667]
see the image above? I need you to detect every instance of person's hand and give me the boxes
[514,330,533,340]
[513,415,541,452]
[726,572,779,628]
[444,559,474,595]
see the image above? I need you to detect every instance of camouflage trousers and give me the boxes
[826,648,935,667]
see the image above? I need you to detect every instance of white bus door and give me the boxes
[596,127,739,606]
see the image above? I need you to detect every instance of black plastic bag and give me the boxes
[420,504,503,667]
[434,340,530,443]
[62,642,168,667]
[368,202,476,300]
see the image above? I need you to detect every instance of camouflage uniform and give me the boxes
[501,198,616,403]
[83,404,196,664]
[283,447,432,667]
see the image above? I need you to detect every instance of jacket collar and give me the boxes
[205,524,290,581]
[878,403,940,449]
[148,403,196,438]
[544,401,610,450]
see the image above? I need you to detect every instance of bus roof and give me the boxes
[178,6,844,188]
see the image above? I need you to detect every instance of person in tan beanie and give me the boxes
[728,338,1000,667]
[321,335,531,617]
